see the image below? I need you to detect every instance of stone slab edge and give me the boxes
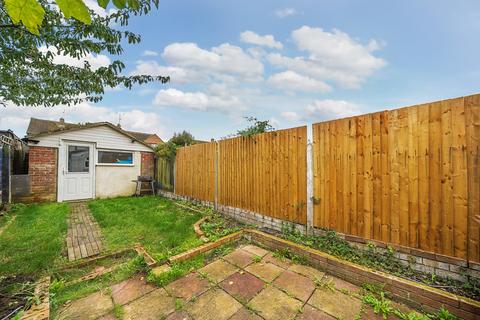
[244,229,480,320]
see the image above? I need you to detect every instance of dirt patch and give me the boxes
[0,275,36,319]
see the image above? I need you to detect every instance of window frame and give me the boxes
[96,149,135,166]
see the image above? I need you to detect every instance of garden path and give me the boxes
[66,202,104,261]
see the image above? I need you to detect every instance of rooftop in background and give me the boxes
[26,117,163,147]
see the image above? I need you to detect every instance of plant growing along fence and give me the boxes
[169,93,480,263]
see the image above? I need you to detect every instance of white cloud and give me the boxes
[162,42,264,81]
[40,46,111,70]
[240,31,283,49]
[281,111,301,121]
[267,26,386,88]
[153,88,243,112]
[0,102,166,138]
[306,99,361,120]
[142,50,159,57]
[268,70,331,93]
[275,8,297,18]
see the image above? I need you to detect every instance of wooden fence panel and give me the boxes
[218,126,307,224]
[175,142,216,202]
[312,94,480,262]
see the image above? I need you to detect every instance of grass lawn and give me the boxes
[0,203,69,276]
[88,196,204,262]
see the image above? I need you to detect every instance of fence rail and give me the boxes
[171,93,480,262]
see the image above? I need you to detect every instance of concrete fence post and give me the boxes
[214,141,219,210]
[306,125,314,235]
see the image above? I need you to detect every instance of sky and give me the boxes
[1,0,480,141]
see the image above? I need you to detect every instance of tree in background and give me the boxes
[156,130,196,160]
[169,130,195,147]
[236,116,274,137]
[0,0,169,107]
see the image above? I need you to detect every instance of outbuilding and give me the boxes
[22,117,159,202]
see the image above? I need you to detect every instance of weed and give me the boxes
[363,292,393,319]
[175,298,185,311]
[113,304,124,319]
[272,248,307,265]
[252,255,262,263]
[435,307,459,320]
[280,224,480,300]
[314,276,335,291]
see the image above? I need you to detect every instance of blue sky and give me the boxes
[2,0,479,141]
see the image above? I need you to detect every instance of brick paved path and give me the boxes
[66,202,104,261]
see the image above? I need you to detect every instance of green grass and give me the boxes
[88,196,204,262]
[0,203,69,276]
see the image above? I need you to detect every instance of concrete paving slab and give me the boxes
[249,286,302,320]
[56,290,113,320]
[110,275,156,305]
[123,288,175,320]
[328,275,362,293]
[229,307,263,320]
[241,245,269,257]
[245,262,284,282]
[288,264,326,281]
[198,259,239,283]
[308,288,362,319]
[187,288,242,320]
[165,273,210,301]
[219,271,265,302]
[223,249,255,268]
[273,270,316,302]
[263,252,292,269]
[165,310,193,320]
[296,305,335,320]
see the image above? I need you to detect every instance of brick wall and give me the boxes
[140,152,154,178]
[28,146,57,202]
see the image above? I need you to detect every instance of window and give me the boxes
[97,150,133,165]
[68,146,90,173]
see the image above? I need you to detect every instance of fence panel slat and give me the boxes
[311,94,480,262]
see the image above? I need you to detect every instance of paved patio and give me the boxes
[66,202,104,261]
[56,244,415,319]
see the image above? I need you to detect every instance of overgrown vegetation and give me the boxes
[0,203,69,276]
[50,255,148,316]
[360,284,460,320]
[155,130,197,160]
[236,116,274,137]
[281,224,480,300]
[200,210,244,241]
[147,254,205,287]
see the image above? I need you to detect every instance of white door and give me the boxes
[62,143,94,201]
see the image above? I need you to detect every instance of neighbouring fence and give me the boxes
[156,157,174,191]
[218,127,307,224]
[175,142,216,202]
[312,95,479,262]
[169,94,480,263]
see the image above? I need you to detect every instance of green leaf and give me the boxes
[112,0,126,9]
[127,0,139,10]
[55,0,92,24]
[97,0,110,9]
[4,0,45,35]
